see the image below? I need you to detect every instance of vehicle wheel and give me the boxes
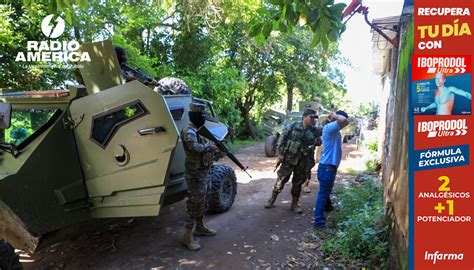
[207,165,237,213]
[264,135,278,157]
[0,240,22,270]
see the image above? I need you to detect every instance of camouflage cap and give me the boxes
[189,102,206,113]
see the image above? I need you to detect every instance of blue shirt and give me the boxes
[319,121,342,166]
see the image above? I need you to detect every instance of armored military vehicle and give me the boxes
[262,100,325,157]
[0,41,238,267]
[262,100,359,157]
[262,110,303,157]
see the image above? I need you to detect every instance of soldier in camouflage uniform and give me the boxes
[181,103,217,251]
[114,47,159,86]
[265,109,322,213]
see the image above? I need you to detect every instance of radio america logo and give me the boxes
[418,119,468,138]
[15,14,90,63]
[41,14,66,38]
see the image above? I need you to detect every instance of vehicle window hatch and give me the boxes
[90,100,148,148]
[169,105,184,120]
[2,108,61,149]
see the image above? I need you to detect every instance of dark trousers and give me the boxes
[273,160,308,198]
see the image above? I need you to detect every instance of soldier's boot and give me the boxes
[194,219,216,236]
[290,196,303,214]
[183,227,201,251]
[264,190,279,209]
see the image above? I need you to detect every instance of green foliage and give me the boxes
[398,20,413,84]
[8,0,88,17]
[345,167,359,176]
[269,27,347,111]
[112,35,158,77]
[365,158,379,173]
[2,0,348,139]
[366,140,378,153]
[180,65,244,130]
[320,180,389,267]
[249,0,347,49]
[0,2,75,90]
[357,101,379,119]
[124,106,137,118]
[226,139,258,152]
[6,119,32,145]
[5,108,55,145]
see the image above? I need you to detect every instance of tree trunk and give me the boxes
[146,27,151,56]
[287,82,294,112]
[73,26,81,42]
[241,110,258,139]
[72,26,84,84]
[237,102,258,139]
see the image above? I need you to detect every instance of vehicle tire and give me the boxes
[264,135,278,157]
[207,165,237,213]
[0,240,22,270]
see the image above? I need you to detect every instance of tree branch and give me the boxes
[159,9,178,25]
[158,23,179,30]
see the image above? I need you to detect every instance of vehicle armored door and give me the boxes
[70,81,178,218]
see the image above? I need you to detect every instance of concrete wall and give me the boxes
[380,14,413,270]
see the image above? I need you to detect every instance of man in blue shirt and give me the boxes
[314,110,349,229]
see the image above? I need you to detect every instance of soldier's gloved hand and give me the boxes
[211,145,225,161]
[126,72,138,81]
[315,137,322,146]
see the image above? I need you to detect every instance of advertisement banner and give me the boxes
[411,0,474,269]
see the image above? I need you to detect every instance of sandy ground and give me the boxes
[21,139,360,270]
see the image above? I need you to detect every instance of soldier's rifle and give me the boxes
[197,126,252,178]
[274,158,282,172]
[121,63,155,84]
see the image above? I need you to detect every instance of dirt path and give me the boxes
[23,139,360,270]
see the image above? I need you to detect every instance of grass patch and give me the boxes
[320,177,389,268]
[345,168,360,176]
[226,139,259,152]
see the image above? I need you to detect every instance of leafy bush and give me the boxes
[356,172,376,183]
[366,140,378,153]
[365,158,379,173]
[320,180,389,267]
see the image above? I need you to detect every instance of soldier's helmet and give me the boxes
[154,77,191,95]
[189,102,208,128]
